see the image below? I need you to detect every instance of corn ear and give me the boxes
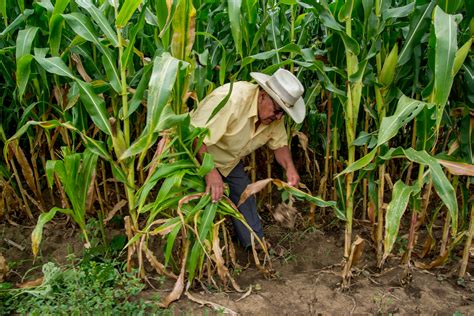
[379,44,399,87]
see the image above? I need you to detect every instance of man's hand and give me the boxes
[274,146,300,187]
[205,169,224,202]
[286,168,300,187]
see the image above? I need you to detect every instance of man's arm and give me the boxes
[195,140,224,202]
[273,146,300,186]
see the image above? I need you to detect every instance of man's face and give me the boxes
[258,90,285,125]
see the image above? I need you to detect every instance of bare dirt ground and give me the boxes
[1,218,473,315]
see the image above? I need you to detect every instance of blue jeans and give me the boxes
[222,161,264,248]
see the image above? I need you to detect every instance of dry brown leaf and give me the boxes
[17,277,43,288]
[237,178,273,207]
[184,291,238,315]
[292,131,313,174]
[104,199,128,223]
[159,241,189,308]
[12,143,37,198]
[414,251,449,270]
[71,53,92,82]
[144,245,178,279]
[212,222,228,284]
[0,253,8,282]
[438,160,474,176]
[85,170,96,213]
[342,236,365,286]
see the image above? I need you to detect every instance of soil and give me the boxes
[1,217,473,315]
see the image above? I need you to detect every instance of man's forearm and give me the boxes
[274,146,300,186]
[274,146,296,172]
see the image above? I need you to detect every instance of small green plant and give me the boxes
[0,260,161,315]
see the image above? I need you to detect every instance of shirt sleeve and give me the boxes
[267,119,288,150]
[190,93,234,146]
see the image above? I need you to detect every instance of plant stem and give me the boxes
[459,203,474,277]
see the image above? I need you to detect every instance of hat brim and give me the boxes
[250,72,306,124]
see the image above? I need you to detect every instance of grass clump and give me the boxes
[0,259,162,315]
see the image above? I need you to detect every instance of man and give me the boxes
[191,68,306,249]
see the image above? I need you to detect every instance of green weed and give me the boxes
[0,260,163,315]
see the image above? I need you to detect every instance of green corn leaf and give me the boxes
[382,2,415,21]
[155,104,189,132]
[76,80,113,135]
[123,63,152,119]
[52,0,69,15]
[377,95,429,147]
[228,0,242,56]
[155,172,185,206]
[15,26,38,59]
[116,0,143,28]
[431,6,457,110]
[16,54,33,100]
[121,2,146,67]
[32,207,71,257]
[76,0,119,47]
[147,53,180,133]
[119,132,159,160]
[101,49,121,93]
[188,202,217,282]
[197,153,214,177]
[338,31,360,56]
[383,180,418,260]
[63,12,100,44]
[338,148,377,176]
[403,148,458,235]
[83,136,113,161]
[34,56,76,79]
[49,14,64,56]
[398,2,436,66]
[337,0,353,23]
[45,160,61,188]
[1,0,6,25]
[0,9,33,37]
[453,39,472,76]
[171,0,196,60]
[165,223,182,267]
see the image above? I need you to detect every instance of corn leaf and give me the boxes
[147,53,180,133]
[49,14,64,56]
[31,207,71,257]
[187,202,217,282]
[16,54,33,100]
[197,153,214,177]
[76,0,118,47]
[171,0,196,60]
[377,95,430,147]
[228,0,242,56]
[403,148,458,235]
[432,6,457,111]
[116,0,143,28]
[76,80,113,136]
[15,26,38,60]
[383,181,417,260]
[34,56,75,79]
[62,12,99,44]
[398,2,436,66]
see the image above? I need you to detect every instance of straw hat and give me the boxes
[251,69,306,123]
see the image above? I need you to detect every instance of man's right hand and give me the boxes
[205,169,224,202]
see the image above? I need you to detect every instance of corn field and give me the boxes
[0,0,473,308]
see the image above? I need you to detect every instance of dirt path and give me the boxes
[2,223,473,314]
[165,227,474,314]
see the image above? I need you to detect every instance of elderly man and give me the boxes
[191,68,306,249]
